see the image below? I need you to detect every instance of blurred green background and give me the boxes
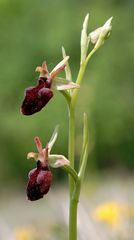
[0,0,134,185]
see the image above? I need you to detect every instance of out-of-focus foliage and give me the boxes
[0,0,133,183]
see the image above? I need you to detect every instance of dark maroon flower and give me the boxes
[21,61,65,116]
[27,137,52,201]
[26,128,70,201]
[21,76,53,115]
[27,160,52,201]
[21,57,80,116]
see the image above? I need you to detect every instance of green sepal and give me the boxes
[49,154,78,182]
[62,46,72,81]
[48,154,70,168]
[50,56,69,76]
[53,77,80,91]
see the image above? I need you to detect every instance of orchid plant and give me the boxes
[21,14,112,240]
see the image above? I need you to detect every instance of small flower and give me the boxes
[93,201,134,228]
[27,126,70,201]
[21,57,79,115]
[14,226,36,240]
[93,202,121,226]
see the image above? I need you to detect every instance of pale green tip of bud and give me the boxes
[81,13,90,64]
[103,16,113,30]
[101,17,113,38]
[83,13,89,30]
[62,46,66,56]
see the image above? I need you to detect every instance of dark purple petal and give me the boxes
[27,161,52,201]
[21,77,53,115]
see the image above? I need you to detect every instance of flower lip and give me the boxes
[26,160,52,201]
[21,76,53,115]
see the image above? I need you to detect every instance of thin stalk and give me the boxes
[68,48,96,240]
[69,198,78,240]
[68,61,86,240]
[68,104,75,196]
[72,62,86,107]
[72,48,96,106]
[68,103,78,240]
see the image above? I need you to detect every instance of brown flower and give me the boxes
[21,62,64,115]
[27,160,52,201]
[26,127,70,201]
[21,57,79,115]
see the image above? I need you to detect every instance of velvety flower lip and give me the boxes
[21,77,53,115]
[26,160,52,201]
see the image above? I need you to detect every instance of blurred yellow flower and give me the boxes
[14,226,36,240]
[93,202,134,227]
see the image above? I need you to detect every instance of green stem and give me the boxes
[68,104,75,196]
[68,103,78,240]
[69,198,78,240]
[68,48,96,240]
[68,62,87,240]
[72,62,86,107]
[72,48,96,106]
[85,48,96,65]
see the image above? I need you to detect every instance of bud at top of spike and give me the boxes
[81,13,90,64]
[90,17,113,50]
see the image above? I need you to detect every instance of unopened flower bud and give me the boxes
[81,14,90,64]
[90,27,102,44]
[90,17,113,50]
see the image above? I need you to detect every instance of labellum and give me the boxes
[21,77,53,115]
[27,160,52,201]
